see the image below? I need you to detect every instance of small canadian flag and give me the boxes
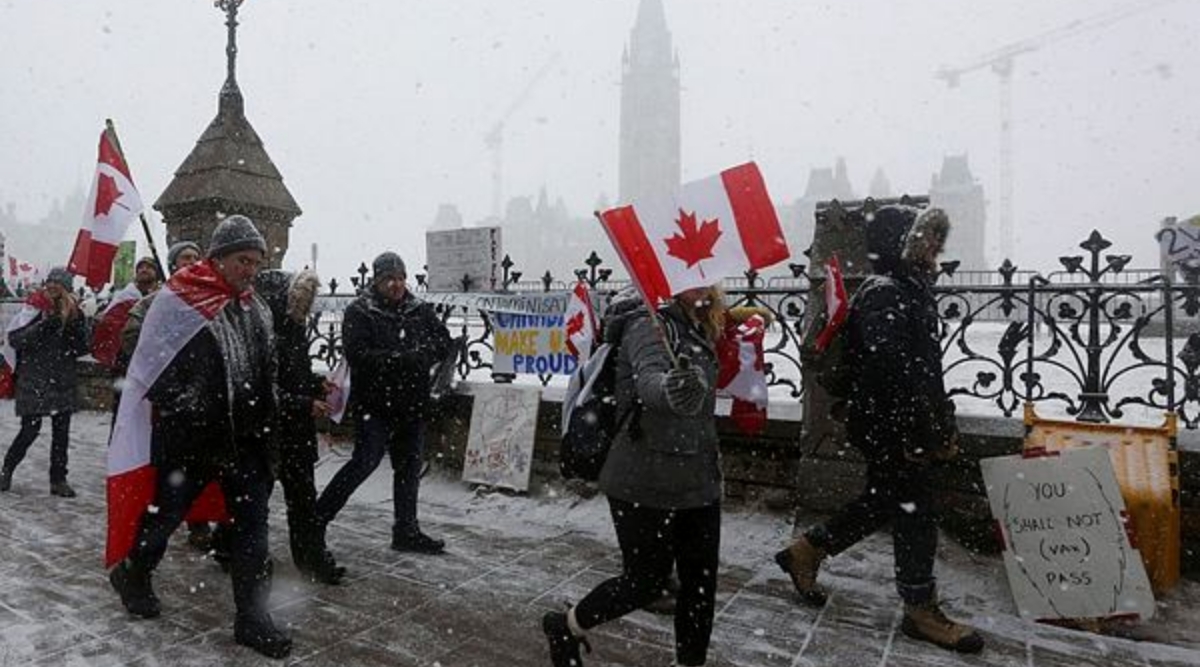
[598,162,790,306]
[69,125,144,290]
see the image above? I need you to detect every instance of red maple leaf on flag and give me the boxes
[664,209,722,272]
[94,173,128,217]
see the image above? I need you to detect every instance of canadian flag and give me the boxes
[564,281,598,362]
[106,262,232,567]
[717,314,769,435]
[598,162,790,306]
[90,283,143,369]
[814,254,848,352]
[7,256,40,289]
[69,127,144,290]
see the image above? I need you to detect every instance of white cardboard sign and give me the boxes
[980,446,1156,621]
[461,384,540,492]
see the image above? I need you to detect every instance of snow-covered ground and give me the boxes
[0,404,1198,666]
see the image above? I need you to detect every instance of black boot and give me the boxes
[210,523,233,572]
[391,530,445,555]
[50,480,76,498]
[542,610,590,667]
[235,612,293,659]
[109,560,161,619]
[298,549,347,585]
[0,468,11,492]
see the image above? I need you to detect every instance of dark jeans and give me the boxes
[126,454,274,617]
[315,417,425,539]
[4,413,71,482]
[278,441,322,563]
[805,454,938,606]
[574,498,720,666]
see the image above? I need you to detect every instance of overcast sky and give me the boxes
[1,0,1196,277]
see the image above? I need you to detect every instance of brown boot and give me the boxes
[901,600,984,654]
[773,535,827,606]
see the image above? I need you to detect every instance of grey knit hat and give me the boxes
[45,267,74,290]
[207,215,267,259]
[167,241,202,271]
[372,251,407,280]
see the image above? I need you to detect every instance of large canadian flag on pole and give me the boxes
[69,127,144,290]
[598,162,790,306]
[105,262,231,567]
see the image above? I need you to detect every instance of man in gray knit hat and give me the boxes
[110,215,290,658]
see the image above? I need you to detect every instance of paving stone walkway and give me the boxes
[0,407,1197,666]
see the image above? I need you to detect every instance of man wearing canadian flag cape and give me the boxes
[544,163,791,667]
[106,216,293,658]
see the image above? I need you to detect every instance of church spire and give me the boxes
[217,0,244,115]
[619,0,681,204]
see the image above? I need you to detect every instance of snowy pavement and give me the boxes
[0,405,1198,666]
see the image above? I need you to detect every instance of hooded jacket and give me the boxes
[843,206,956,461]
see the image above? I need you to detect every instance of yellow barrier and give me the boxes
[1023,404,1181,594]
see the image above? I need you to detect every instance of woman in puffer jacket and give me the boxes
[543,285,725,667]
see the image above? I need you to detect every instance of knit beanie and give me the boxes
[372,252,407,281]
[167,241,203,272]
[207,215,267,259]
[45,267,74,290]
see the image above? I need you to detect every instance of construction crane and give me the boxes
[484,52,561,219]
[936,0,1180,263]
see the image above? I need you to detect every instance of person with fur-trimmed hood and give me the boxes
[253,268,345,585]
[774,206,984,654]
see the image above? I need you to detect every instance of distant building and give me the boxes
[618,0,680,204]
[780,157,857,257]
[930,155,987,270]
[868,168,892,199]
[0,189,86,277]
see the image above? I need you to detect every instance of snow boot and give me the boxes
[109,560,161,619]
[774,535,827,606]
[0,468,11,492]
[49,480,76,498]
[901,600,985,654]
[391,530,445,555]
[542,610,591,667]
[235,612,292,659]
[298,549,347,586]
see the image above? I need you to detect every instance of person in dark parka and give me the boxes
[314,251,451,555]
[775,206,984,654]
[254,268,345,585]
[108,216,291,659]
[1,267,89,497]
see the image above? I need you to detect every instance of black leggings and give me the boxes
[4,413,71,482]
[574,498,720,666]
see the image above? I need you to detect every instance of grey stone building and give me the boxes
[929,154,987,270]
[618,0,681,205]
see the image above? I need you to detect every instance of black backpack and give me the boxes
[559,304,676,481]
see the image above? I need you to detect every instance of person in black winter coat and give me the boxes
[254,268,345,585]
[315,251,451,555]
[775,206,984,654]
[1,267,88,497]
[108,216,292,659]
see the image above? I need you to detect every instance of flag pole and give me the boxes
[104,119,166,280]
[592,211,679,368]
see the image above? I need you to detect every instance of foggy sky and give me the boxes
[1,0,1196,279]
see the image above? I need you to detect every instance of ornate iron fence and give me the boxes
[307,230,1200,429]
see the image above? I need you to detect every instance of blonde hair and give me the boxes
[676,286,727,345]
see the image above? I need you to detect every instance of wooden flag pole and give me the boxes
[592,211,679,368]
[104,118,165,280]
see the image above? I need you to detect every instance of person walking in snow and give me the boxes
[774,206,984,654]
[314,252,451,555]
[543,286,724,667]
[120,240,215,551]
[0,267,89,498]
[108,216,291,659]
[254,268,346,585]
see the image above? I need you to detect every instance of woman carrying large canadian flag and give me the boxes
[106,215,292,659]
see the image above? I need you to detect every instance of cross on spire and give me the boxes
[215,0,244,100]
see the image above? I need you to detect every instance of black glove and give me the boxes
[662,363,708,416]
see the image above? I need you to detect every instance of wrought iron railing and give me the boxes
[305,229,1200,428]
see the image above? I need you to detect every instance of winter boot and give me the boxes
[542,610,591,667]
[49,480,76,498]
[0,468,11,492]
[774,535,827,606]
[901,600,985,654]
[109,560,161,619]
[234,612,293,659]
[210,523,233,572]
[643,574,680,615]
[299,549,347,586]
[391,530,445,555]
